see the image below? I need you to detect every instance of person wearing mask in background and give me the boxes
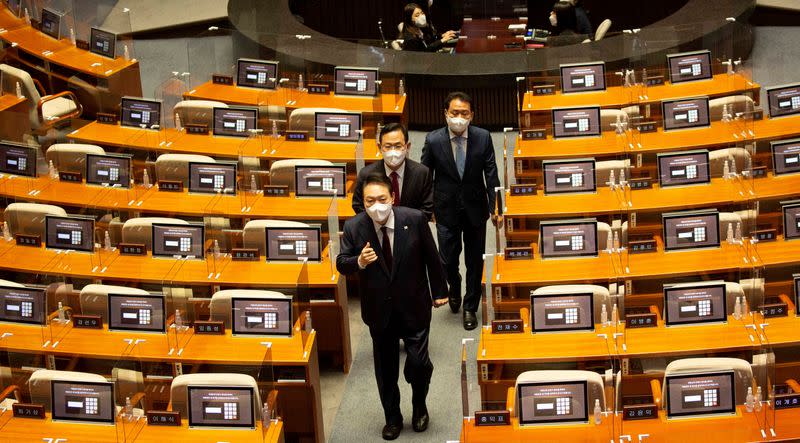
[421,91,501,331]
[569,0,593,37]
[547,1,589,46]
[337,173,448,440]
[352,123,434,221]
[401,2,458,52]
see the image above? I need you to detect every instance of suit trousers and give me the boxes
[370,315,434,425]
[436,216,487,313]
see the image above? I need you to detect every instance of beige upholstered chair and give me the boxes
[268,159,334,192]
[709,95,756,121]
[3,202,67,237]
[173,100,227,127]
[154,153,215,186]
[595,19,612,41]
[45,144,105,173]
[79,284,150,322]
[709,148,750,177]
[0,64,83,131]
[242,219,309,254]
[596,159,631,186]
[662,358,753,410]
[28,369,107,411]
[0,279,24,287]
[208,289,290,328]
[531,284,611,325]
[169,373,262,420]
[121,217,189,249]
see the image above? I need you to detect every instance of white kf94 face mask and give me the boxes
[446,115,470,134]
[383,149,406,168]
[366,202,392,223]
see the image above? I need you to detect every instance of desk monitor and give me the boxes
[187,386,255,428]
[662,210,720,251]
[213,107,258,137]
[559,62,606,94]
[334,66,379,97]
[539,219,598,259]
[236,58,278,89]
[85,153,131,188]
[40,8,61,40]
[542,159,596,194]
[664,282,727,326]
[189,161,237,195]
[231,295,293,336]
[771,138,800,176]
[551,106,601,139]
[530,293,594,333]
[294,165,346,197]
[0,141,37,177]
[666,50,713,84]
[45,215,94,253]
[51,380,115,424]
[766,83,800,118]
[665,371,736,418]
[264,226,321,262]
[518,380,589,425]
[0,285,46,325]
[152,223,205,258]
[314,112,361,142]
[782,200,800,240]
[657,150,711,187]
[89,28,116,59]
[120,97,161,129]
[662,97,710,131]
[107,293,165,333]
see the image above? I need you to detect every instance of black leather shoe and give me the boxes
[412,406,429,432]
[463,311,478,330]
[448,295,462,313]
[382,422,403,440]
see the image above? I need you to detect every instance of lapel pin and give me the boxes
[404,226,408,230]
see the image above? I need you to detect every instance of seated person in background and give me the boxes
[546,1,589,47]
[569,0,593,36]
[401,3,458,52]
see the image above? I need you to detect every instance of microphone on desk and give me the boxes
[378,19,388,48]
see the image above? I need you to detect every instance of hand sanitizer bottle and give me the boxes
[124,396,133,418]
[123,44,130,61]
[174,309,183,329]
[174,113,182,130]
[734,296,742,320]
[15,81,23,99]
[398,78,405,96]
[745,386,754,412]
[272,120,279,139]
[262,402,272,430]
[613,231,620,251]
[593,399,602,424]
[57,301,66,322]
[600,304,608,326]
[608,170,616,189]
[735,222,742,243]
[250,174,258,193]
[611,304,618,325]
[304,311,313,333]
[727,223,735,244]
[723,159,730,179]
[298,74,304,91]
[142,169,152,189]
[2,222,11,241]
[48,160,58,179]
[213,239,221,259]
[104,231,112,251]
[755,386,763,411]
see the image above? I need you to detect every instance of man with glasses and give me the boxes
[421,91,502,330]
[353,122,434,221]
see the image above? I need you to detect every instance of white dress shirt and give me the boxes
[372,209,395,253]
[384,161,406,200]
[449,128,469,163]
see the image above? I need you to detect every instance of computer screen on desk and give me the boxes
[771,138,800,175]
[539,219,598,259]
[85,153,131,188]
[108,293,165,332]
[152,223,205,258]
[213,107,258,137]
[767,83,800,118]
[662,97,710,131]
[264,227,321,262]
[51,380,115,424]
[0,285,46,325]
[667,50,713,84]
[314,112,362,142]
[782,200,800,240]
[189,161,237,195]
[657,150,710,187]
[45,215,94,253]
[559,62,606,94]
[120,97,161,129]
[40,8,61,40]
[518,380,589,425]
[236,58,278,90]
[664,282,727,326]
[666,371,735,418]
[334,67,379,97]
[231,295,293,336]
[530,293,594,333]
[662,210,720,251]
[89,28,116,58]
[542,159,596,194]
[294,165,346,197]
[0,141,37,177]
[188,386,255,428]
[551,106,601,139]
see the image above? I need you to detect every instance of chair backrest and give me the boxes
[173,100,227,127]
[0,279,24,287]
[45,144,105,173]
[0,63,42,129]
[169,373,262,420]
[531,284,611,325]
[268,159,334,192]
[121,217,189,249]
[595,159,630,185]
[709,95,755,121]
[391,39,404,50]
[662,358,753,410]
[28,369,107,411]
[112,368,144,407]
[3,202,67,237]
[79,284,150,322]
[155,153,215,185]
[709,148,750,177]
[600,109,628,131]
[595,19,612,41]
[514,370,606,419]
[208,289,290,328]
[242,219,310,256]
[287,108,347,133]
[596,221,612,250]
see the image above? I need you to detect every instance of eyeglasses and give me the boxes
[380,143,408,151]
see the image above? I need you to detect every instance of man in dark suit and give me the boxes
[421,91,502,330]
[337,173,448,440]
[352,123,434,220]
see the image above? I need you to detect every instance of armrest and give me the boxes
[506,387,515,415]
[129,391,146,409]
[648,305,662,323]
[0,385,22,402]
[785,379,800,394]
[37,91,83,126]
[32,78,47,97]
[779,294,795,312]
[650,379,662,409]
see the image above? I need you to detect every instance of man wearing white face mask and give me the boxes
[352,123,434,220]
[337,173,448,440]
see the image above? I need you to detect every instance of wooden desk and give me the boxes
[620,242,749,280]
[0,93,28,142]
[487,251,619,286]
[752,237,800,268]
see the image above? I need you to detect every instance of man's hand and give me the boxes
[358,242,378,268]
[491,214,504,227]
[433,297,449,308]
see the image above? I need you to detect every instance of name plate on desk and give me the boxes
[623,403,658,420]
[184,124,208,135]
[628,239,657,254]
[775,392,800,410]
[645,76,665,87]
[491,319,524,334]
[119,243,146,255]
[521,128,547,140]
[15,234,41,247]
[760,298,788,318]
[97,112,118,124]
[285,130,309,141]
[753,228,777,242]
[212,74,234,85]
[12,403,45,419]
[307,84,330,94]
[475,410,511,426]
[195,320,225,334]
[75,39,89,50]
[264,185,289,196]
[751,165,767,178]
[231,248,260,261]
[158,180,183,192]
[146,410,182,426]
[58,171,82,183]
[626,312,658,328]
[504,246,533,260]
[532,84,556,96]
[629,177,653,190]
[635,121,658,133]
[510,184,536,196]
[73,314,102,329]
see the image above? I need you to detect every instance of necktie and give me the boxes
[390,171,400,202]
[381,226,393,270]
[455,136,465,178]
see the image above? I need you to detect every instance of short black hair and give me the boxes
[378,122,408,144]
[552,1,577,34]
[444,91,473,111]
[362,172,393,195]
